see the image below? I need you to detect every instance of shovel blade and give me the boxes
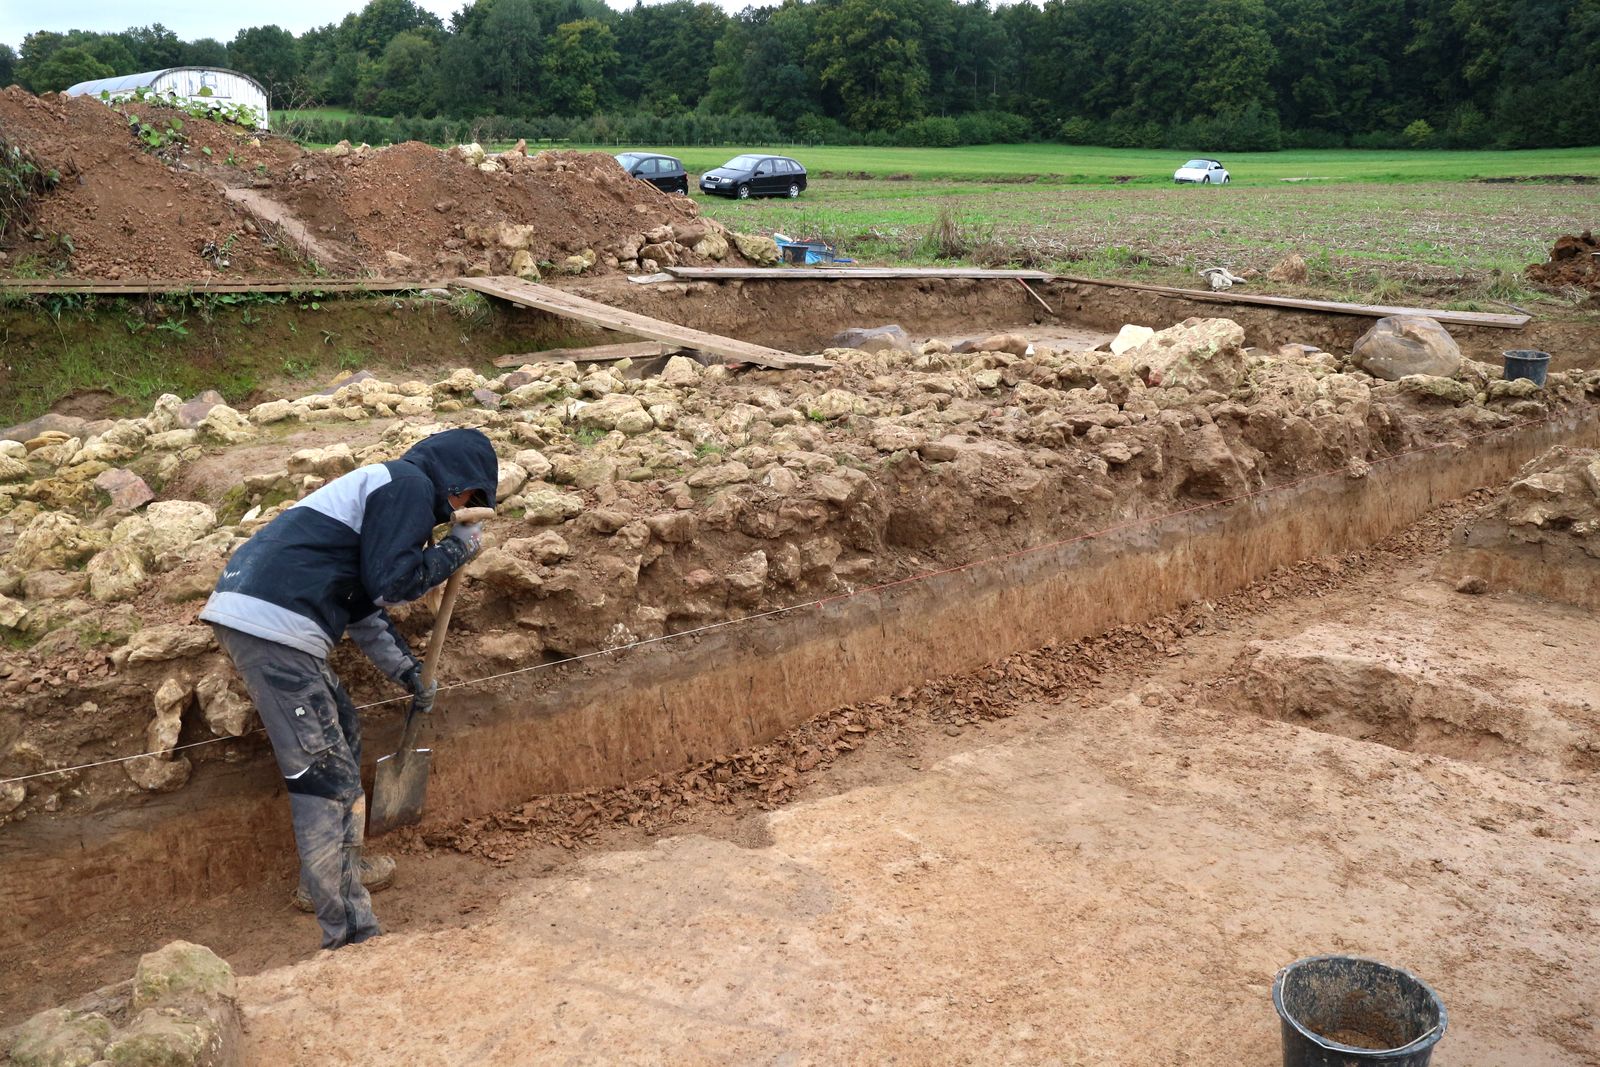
[368,747,432,836]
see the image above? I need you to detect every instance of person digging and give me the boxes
[200,428,497,949]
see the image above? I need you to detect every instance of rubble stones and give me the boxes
[94,468,155,511]
[521,488,585,525]
[8,512,107,571]
[731,233,781,265]
[117,624,216,666]
[1126,318,1249,393]
[1352,315,1463,381]
[1110,324,1156,357]
[7,1007,114,1067]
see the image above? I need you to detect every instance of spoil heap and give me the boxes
[0,315,1594,823]
[0,87,735,280]
[1526,231,1600,292]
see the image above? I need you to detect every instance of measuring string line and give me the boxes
[0,410,1568,788]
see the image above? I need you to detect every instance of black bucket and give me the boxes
[1503,349,1551,387]
[1273,955,1447,1067]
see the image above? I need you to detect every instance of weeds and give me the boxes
[449,290,492,325]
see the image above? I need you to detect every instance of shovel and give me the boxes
[368,505,494,836]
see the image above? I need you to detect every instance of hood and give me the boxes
[399,428,499,521]
[705,165,750,180]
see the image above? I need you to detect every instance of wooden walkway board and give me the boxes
[0,277,444,296]
[456,276,829,370]
[666,266,1055,281]
[664,265,1529,330]
[493,341,680,368]
[1051,274,1531,329]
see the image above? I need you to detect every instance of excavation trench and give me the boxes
[3,406,1596,952]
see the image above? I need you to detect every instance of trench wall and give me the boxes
[4,410,1597,949]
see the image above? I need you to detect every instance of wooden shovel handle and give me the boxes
[420,569,464,689]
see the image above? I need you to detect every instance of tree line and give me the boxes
[3,0,1597,150]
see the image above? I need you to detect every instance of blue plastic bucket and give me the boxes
[1273,955,1447,1067]
[1502,349,1551,387]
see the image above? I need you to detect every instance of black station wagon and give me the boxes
[615,152,689,195]
[698,154,807,199]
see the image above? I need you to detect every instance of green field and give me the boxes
[270,106,363,124]
[627,143,1600,185]
[691,177,1599,308]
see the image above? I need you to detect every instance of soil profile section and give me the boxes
[2,412,1596,946]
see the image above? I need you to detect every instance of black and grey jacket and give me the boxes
[201,428,498,683]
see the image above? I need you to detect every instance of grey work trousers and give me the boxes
[212,624,381,949]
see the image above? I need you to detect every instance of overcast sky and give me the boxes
[1,0,786,49]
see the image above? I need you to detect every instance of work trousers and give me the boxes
[212,624,381,949]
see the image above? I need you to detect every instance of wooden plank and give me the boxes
[666,266,1055,281]
[0,277,444,296]
[455,276,830,371]
[493,341,679,368]
[1051,274,1531,330]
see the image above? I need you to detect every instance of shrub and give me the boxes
[1402,119,1435,147]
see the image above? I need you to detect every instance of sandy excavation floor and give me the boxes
[232,535,1600,1066]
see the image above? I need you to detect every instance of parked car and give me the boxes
[1173,158,1230,184]
[615,152,689,194]
[698,154,807,199]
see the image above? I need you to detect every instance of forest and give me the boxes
[2,0,1597,151]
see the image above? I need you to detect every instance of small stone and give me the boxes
[1455,575,1489,595]
[94,468,155,512]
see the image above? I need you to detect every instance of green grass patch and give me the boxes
[617,143,1600,185]
[691,177,1593,305]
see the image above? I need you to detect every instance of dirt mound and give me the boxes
[0,88,292,278]
[0,87,733,280]
[1525,230,1600,291]
[268,142,717,277]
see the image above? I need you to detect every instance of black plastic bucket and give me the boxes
[1503,349,1551,387]
[1273,955,1447,1067]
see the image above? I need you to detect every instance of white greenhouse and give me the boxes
[63,67,270,130]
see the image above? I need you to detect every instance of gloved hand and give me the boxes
[448,522,483,561]
[401,666,437,715]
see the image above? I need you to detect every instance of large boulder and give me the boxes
[1126,317,1249,394]
[112,502,219,566]
[731,232,781,265]
[1351,315,1462,381]
[8,512,108,572]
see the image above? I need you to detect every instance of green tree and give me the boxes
[366,30,439,116]
[353,0,445,55]
[22,45,114,91]
[229,26,301,98]
[542,18,620,114]
[119,24,184,69]
[808,0,930,130]
[0,44,16,87]
[182,39,231,67]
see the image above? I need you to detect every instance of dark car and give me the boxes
[615,152,689,194]
[698,154,807,200]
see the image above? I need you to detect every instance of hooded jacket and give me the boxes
[200,429,498,678]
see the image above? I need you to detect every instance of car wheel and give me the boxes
[737,184,750,200]
[1203,175,1212,184]
[787,183,800,199]
[1222,176,1230,184]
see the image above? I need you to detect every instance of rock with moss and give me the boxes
[7,1007,114,1067]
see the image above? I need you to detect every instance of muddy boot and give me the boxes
[292,853,396,913]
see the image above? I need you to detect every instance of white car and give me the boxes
[1173,158,1230,184]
